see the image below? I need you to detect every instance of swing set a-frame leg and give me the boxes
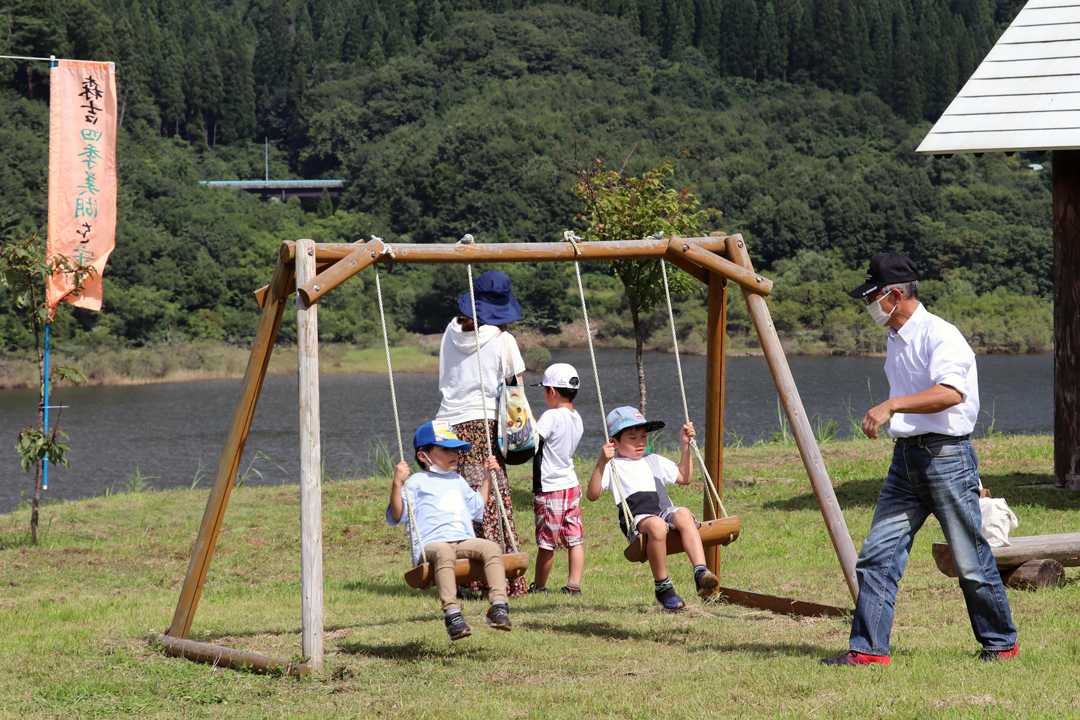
[703,268,728,576]
[725,236,861,605]
[165,249,294,640]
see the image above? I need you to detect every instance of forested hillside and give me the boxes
[0,0,1052,357]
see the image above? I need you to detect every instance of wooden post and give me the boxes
[665,240,774,296]
[703,270,728,577]
[295,238,324,672]
[167,251,293,639]
[1053,149,1080,489]
[724,235,861,604]
[155,635,309,677]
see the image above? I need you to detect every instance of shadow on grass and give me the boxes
[338,639,493,663]
[763,472,1080,513]
[526,618,696,644]
[762,476,885,512]
[341,579,429,598]
[692,640,832,658]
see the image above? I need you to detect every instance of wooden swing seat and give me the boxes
[404,552,530,590]
[624,516,741,563]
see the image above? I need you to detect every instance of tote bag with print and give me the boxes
[496,333,536,464]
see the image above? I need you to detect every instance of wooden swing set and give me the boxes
[155,232,861,676]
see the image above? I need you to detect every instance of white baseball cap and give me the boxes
[531,363,580,389]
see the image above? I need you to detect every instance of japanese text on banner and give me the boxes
[47,60,117,312]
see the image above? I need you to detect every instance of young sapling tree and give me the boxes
[571,152,720,414]
[0,232,91,542]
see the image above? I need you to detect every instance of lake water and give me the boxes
[0,349,1053,513]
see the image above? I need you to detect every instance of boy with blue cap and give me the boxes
[387,420,511,640]
[586,407,719,610]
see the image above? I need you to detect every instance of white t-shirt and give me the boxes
[599,454,679,517]
[884,303,980,437]
[532,407,583,493]
[435,320,526,426]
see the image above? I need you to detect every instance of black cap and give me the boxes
[847,253,918,300]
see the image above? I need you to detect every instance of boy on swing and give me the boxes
[387,420,512,641]
[587,407,719,610]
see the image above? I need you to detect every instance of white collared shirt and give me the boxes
[884,303,980,437]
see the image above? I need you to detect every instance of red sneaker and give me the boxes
[820,650,890,666]
[979,642,1019,661]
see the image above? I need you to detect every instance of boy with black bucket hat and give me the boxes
[527,363,586,596]
[586,407,719,611]
[386,420,512,641]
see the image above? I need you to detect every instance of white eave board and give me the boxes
[918,0,1080,154]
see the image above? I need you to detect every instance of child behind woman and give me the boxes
[528,363,585,596]
[386,420,512,640]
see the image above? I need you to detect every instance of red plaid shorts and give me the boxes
[533,486,584,550]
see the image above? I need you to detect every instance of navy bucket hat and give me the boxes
[457,270,523,326]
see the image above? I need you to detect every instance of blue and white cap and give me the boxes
[605,406,665,438]
[413,420,472,452]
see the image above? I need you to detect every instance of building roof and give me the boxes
[918,0,1080,155]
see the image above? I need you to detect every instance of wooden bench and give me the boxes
[931,533,1080,590]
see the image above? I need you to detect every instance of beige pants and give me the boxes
[424,538,508,611]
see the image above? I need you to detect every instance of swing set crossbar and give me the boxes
[262,235,772,307]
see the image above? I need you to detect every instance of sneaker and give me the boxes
[655,584,686,611]
[485,603,512,631]
[694,569,719,598]
[528,583,550,595]
[979,643,1019,661]
[444,611,471,641]
[820,650,890,667]
[560,585,582,596]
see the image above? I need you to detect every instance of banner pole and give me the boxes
[43,323,50,491]
[43,54,55,492]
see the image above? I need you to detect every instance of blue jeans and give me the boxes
[849,435,1016,655]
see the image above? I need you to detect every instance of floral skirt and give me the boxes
[453,419,527,598]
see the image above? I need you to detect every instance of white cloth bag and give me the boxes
[979,497,1018,547]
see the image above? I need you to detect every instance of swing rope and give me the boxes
[659,258,728,520]
[465,263,519,554]
[373,259,425,567]
[566,231,636,541]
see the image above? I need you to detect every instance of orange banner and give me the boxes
[47,60,117,312]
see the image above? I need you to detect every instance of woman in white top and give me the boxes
[435,270,528,597]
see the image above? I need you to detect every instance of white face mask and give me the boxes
[867,292,897,327]
[419,453,455,476]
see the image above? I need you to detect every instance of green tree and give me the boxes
[316,187,333,218]
[0,233,90,543]
[572,154,720,414]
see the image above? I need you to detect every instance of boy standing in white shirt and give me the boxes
[527,363,586,596]
[587,406,719,611]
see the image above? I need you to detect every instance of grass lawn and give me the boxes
[1,435,1078,719]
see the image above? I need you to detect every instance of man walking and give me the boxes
[822,252,1018,666]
